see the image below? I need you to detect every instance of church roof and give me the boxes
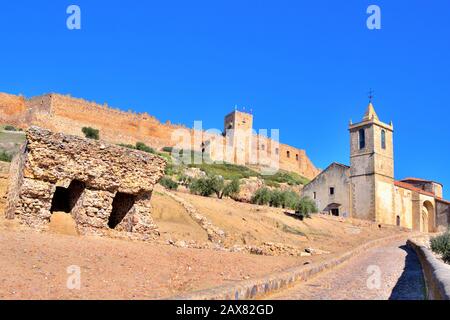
[394,180,450,204]
[363,102,379,121]
[401,177,443,186]
[303,162,349,187]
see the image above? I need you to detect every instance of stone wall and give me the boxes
[5,127,166,240]
[0,92,320,180]
[302,163,350,216]
[0,161,11,214]
[436,200,450,232]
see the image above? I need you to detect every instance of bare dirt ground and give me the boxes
[0,162,411,299]
[0,225,303,300]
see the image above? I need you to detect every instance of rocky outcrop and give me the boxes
[5,126,166,240]
[232,177,265,203]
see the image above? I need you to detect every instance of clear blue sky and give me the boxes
[1,1,449,197]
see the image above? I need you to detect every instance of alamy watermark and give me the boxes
[169,121,281,176]
[66,265,81,290]
[67,5,81,30]
[366,265,381,290]
[367,5,381,30]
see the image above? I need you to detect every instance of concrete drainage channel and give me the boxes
[407,238,450,300]
[170,233,414,300]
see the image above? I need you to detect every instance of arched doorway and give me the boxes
[420,201,435,233]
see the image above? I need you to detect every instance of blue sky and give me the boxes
[1,1,449,197]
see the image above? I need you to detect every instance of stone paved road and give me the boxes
[268,240,425,300]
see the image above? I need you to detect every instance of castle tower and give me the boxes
[224,110,253,165]
[349,102,395,224]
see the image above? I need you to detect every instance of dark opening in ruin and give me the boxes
[50,180,86,213]
[108,192,136,229]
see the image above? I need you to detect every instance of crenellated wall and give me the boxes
[0,92,320,180]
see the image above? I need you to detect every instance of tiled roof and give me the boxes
[401,177,443,186]
[395,180,450,204]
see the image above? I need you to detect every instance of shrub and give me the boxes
[189,175,240,199]
[162,147,173,153]
[443,250,450,264]
[177,174,192,186]
[188,163,259,180]
[222,179,240,198]
[251,188,272,206]
[251,188,301,209]
[118,143,136,149]
[189,177,216,197]
[262,171,310,186]
[269,189,285,208]
[82,127,100,140]
[295,196,318,219]
[159,176,178,190]
[283,190,301,209]
[135,142,155,154]
[0,150,12,162]
[430,232,450,256]
[4,125,17,131]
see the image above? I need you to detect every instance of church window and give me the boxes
[381,130,386,149]
[359,129,365,149]
[296,154,299,161]
[329,187,335,195]
[287,150,290,158]
[313,192,316,199]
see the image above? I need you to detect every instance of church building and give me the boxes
[302,102,450,232]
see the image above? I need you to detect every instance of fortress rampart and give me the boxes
[0,92,320,179]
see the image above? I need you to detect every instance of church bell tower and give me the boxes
[349,101,395,224]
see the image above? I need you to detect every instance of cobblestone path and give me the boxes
[269,240,425,300]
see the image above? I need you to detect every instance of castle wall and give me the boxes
[0,92,320,180]
[0,93,28,126]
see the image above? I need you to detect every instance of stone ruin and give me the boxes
[5,126,166,240]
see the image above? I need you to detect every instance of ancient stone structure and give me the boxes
[206,110,320,179]
[302,102,450,232]
[5,126,166,240]
[0,92,319,180]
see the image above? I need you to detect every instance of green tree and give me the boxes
[251,187,272,206]
[82,127,100,140]
[159,176,178,190]
[189,177,216,197]
[222,179,240,199]
[135,142,155,154]
[0,150,12,162]
[295,196,318,218]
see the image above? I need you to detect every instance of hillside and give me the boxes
[0,92,320,180]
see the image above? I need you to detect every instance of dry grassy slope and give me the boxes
[151,191,209,243]
[170,191,405,253]
[0,160,404,255]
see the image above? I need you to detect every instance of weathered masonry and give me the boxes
[5,127,166,240]
[302,102,450,232]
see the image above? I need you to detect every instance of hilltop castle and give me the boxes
[0,92,320,179]
[302,102,450,232]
